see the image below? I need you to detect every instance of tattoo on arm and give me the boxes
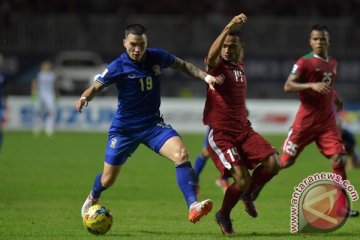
[172,57,207,80]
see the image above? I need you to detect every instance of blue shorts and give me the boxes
[104,122,179,165]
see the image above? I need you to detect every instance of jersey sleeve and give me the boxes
[154,49,176,68]
[290,58,308,77]
[94,60,120,86]
[290,58,308,82]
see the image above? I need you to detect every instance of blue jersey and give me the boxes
[96,48,176,132]
[342,128,356,152]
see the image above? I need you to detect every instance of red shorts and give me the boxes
[280,127,346,166]
[207,127,277,177]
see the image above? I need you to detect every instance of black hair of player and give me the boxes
[311,24,330,36]
[125,24,146,37]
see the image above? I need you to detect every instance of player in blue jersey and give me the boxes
[0,54,7,153]
[337,120,360,169]
[76,24,223,224]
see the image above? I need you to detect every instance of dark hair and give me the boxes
[125,24,146,37]
[311,24,330,35]
[229,26,243,43]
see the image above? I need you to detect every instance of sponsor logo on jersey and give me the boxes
[110,137,117,148]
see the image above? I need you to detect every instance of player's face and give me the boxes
[221,35,243,63]
[309,30,330,58]
[123,33,148,62]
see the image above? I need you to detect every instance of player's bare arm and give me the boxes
[75,81,106,112]
[207,13,247,69]
[284,74,331,94]
[333,92,344,111]
[171,57,223,89]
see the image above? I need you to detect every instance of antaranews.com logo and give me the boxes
[290,172,358,233]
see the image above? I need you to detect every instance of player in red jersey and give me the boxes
[280,24,359,217]
[203,13,280,236]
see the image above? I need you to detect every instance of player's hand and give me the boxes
[311,82,331,95]
[334,96,343,112]
[205,74,224,90]
[75,96,89,113]
[229,13,247,28]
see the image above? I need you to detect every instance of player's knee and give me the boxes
[101,173,117,188]
[330,154,344,167]
[174,147,189,165]
[233,174,251,191]
[265,154,281,174]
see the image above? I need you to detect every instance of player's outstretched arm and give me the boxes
[75,81,106,112]
[171,57,223,90]
[284,74,331,94]
[206,13,247,69]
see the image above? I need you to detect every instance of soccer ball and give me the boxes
[83,205,113,235]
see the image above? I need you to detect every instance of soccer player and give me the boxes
[336,119,360,169]
[76,24,223,224]
[203,14,280,236]
[193,127,230,196]
[341,128,360,169]
[280,24,359,217]
[32,60,57,137]
[0,53,7,153]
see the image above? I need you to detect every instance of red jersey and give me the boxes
[203,57,250,132]
[291,52,338,131]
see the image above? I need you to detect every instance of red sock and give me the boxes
[219,184,243,217]
[247,164,276,194]
[332,162,347,180]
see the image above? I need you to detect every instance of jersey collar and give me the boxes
[313,53,329,62]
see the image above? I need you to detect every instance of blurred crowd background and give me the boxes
[0,0,359,101]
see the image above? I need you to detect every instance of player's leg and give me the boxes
[207,128,250,236]
[194,128,211,188]
[81,132,139,217]
[194,146,209,196]
[159,136,213,223]
[317,129,347,180]
[145,124,212,223]
[81,163,122,217]
[32,98,42,135]
[236,130,279,217]
[216,165,250,236]
[194,147,209,184]
[279,128,311,168]
[316,129,359,217]
[215,175,231,193]
[44,97,55,137]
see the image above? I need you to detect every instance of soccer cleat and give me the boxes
[189,199,213,223]
[347,209,360,217]
[215,177,230,193]
[242,196,258,218]
[81,194,99,218]
[215,211,235,237]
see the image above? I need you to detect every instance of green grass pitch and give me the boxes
[0,131,359,239]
